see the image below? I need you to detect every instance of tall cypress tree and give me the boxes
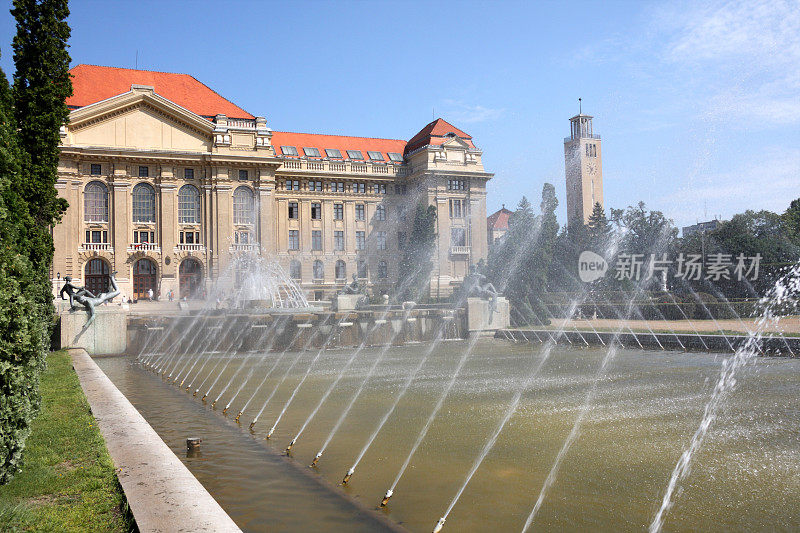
[0,0,72,483]
[11,0,71,275]
[0,63,46,484]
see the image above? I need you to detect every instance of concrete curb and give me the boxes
[69,348,241,533]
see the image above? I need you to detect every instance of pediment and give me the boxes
[67,89,213,152]
[441,135,470,149]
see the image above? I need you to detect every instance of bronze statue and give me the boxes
[464,265,499,320]
[60,271,120,326]
[342,273,361,295]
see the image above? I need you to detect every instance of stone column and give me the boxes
[158,166,178,296]
[257,184,274,256]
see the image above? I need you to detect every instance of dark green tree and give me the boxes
[783,198,800,246]
[396,202,437,301]
[0,0,72,483]
[586,202,611,251]
[0,64,46,484]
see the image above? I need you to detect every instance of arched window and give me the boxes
[233,186,255,225]
[132,183,156,223]
[335,260,346,280]
[84,181,108,222]
[178,185,201,224]
[358,260,367,279]
[377,260,388,279]
[313,260,324,281]
[289,260,301,281]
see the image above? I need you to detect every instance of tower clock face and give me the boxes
[587,163,597,174]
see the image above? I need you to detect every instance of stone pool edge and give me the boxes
[69,348,241,533]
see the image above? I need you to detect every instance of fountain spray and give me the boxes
[432,517,445,532]
[234,411,242,423]
[285,440,294,454]
[379,489,393,507]
[310,452,322,467]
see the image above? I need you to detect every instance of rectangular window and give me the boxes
[367,151,384,161]
[303,147,321,157]
[394,184,407,195]
[387,152,403,162]
[309,181,323,192]
[184,168,194,180]
[288,201,298,219]
[347,150,364,160]
[372,183,386,194]
[311,202,322,220]
[334,203,344,220]
[325,148,342,159]
[334,230,344,251]
[87,230,107,244]
[138,166,149,178]
[449,198,463,218]
[90,163,101,175]
[281,146,299,156]
[311,230,322,251]
[235,230,250,244]
[354,182,365,193]
[376,231,387,250]
[288,230,299,250]
[332,182,345,192]
[180,231,200,245]
[355,231,366,250]
[239,169,249,181]
[134,230,155,244]
[448,179,466,191]
[451,227,466,247]
[397,231,406,250]
[375,205,386,221]
[355,204,365,221]
[288,180,300,191]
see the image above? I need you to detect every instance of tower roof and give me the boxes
[405,118,475,154]
[66,64,254,119]
[487,206,513,230]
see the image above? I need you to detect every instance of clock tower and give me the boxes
[564,111,603,228]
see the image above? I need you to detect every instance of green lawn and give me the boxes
[0,351,133,532]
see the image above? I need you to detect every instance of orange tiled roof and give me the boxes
[270,131,407,163]
[67,64,254,119]
[487,207,513,230]
[405,118,475,154]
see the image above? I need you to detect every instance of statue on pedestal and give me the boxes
[59,271,121,326]
[463,265,499,321]
[341,273,361,295]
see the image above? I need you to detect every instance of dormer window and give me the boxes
[367,151,384,161]
[347,150,364,160]
[445,132,457,137]
[281,146,299,156]
[387,153,403,162]
[325,148,342,159]
[303,147,321,157]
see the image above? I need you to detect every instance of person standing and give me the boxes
[148,287,154,301]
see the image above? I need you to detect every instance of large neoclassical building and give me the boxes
[53,65,492,301]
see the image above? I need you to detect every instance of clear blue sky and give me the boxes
[1,0,797,228]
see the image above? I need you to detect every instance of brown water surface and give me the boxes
[97,340,800,532]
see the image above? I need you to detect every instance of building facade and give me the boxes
[564,113,603,228]
[53,65,492,301]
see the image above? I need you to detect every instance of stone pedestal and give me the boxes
[467,297,510,334]
[59,307,127,355]
[336,294,365,311]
